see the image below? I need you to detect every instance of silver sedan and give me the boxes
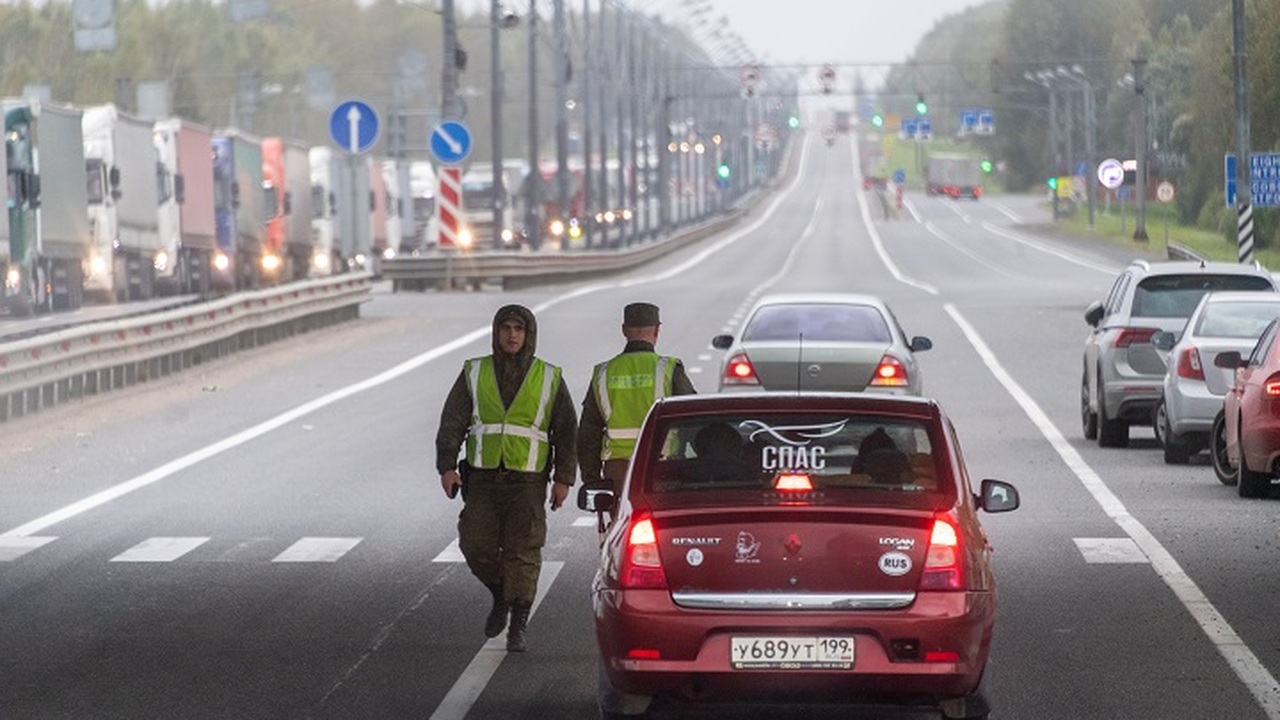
[1154,290,1280,464]
[710,293,933,395]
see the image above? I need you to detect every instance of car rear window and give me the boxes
[1195,300,1280,338]
[1132,275,1274,318]
[742,304,891,342]
[641,413,943,498]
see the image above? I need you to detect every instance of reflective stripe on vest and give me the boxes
[465,356,562,473]
[594,353,674,461]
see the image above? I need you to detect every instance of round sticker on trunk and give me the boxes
[878,551,912,576]
[686,548,704,567]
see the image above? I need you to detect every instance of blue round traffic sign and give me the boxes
[329,100,380,154]
[431,121,473,165]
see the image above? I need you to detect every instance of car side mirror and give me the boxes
[577,479,615,513]
[910,336,932,352]
[1214,351,1243,370]
[711,334,734,350]
[978,479,1020,513]
[1151,331,1176,351]
[1084,301,1104,328]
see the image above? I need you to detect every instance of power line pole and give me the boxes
[490,0,504,250]
[441,0,461,120]
[525,1,541,249]
[553,0,570,239]
[1132,57,1149,242]
[1233,0,1254,264]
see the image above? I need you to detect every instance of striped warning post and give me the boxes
[437,166,462,249]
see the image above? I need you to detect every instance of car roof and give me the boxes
[750,292,889,308]
[1200,290,1280,303]
[650,391,942,421]
[1130,259,1274,278]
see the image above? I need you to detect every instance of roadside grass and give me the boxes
[1047,199,1280,269]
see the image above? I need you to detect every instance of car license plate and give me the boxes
[730,636,855,670]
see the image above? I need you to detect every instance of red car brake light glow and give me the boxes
[1176,347,1205,381]
[723,352,760,386]
[622,517,668,589]
[774,473,814,491]
[1113,327,1158,348]
[869,355,909,387]
[919,516,963,591]
[1266,374,1280,396]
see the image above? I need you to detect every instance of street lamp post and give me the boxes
[1059,66,1096,231]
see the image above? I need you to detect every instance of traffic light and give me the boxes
[717,163,731,180]
[915,93,928,115]
[788,115,800,129]
[980,159,993,173]
[1047,176,1058,191]
[872,114,883,127]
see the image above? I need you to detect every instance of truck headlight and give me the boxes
[262,254,282,272]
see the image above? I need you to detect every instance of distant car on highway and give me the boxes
[711,293,932,395]
[1153,291,1280,464]
[1214,318,1280,497]
[578,391,1020,720]
[1082,260,1277,448]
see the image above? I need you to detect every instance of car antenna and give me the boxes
[796,332,804,394]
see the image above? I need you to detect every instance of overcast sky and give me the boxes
[663,0,982,85]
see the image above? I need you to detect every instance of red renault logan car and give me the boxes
[578,392,1020,719]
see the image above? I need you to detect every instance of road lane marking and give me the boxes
[272,537,363,563]
[572,517,596,528]
[0,134,816,542]
[980,221,1117,275]
[849,140,938,296]
[429,561,564,720]
[110,536,209,563]
[432,539,465,563]
[0,536,56,561]
[1074,537,1148,564]
[946,303,1280,719]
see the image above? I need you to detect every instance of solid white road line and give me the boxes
[945,303,1280,719]
[429,561,564,720]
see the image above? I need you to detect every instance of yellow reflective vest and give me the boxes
[464,356,562,473]
[592,352,676,461]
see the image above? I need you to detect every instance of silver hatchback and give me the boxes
[1082,260,1277,448]
[1153,291,1280,463]
[711,293,933,395]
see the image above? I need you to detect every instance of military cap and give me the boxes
[623,302,661,327]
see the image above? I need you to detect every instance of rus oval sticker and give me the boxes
[878,551,912,577]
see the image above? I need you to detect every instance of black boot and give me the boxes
[506,600,532,652]
[484,584,508,639]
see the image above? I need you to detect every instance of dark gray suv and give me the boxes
[1081,259,1277,447]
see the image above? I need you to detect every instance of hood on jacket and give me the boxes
[491,304,537,375]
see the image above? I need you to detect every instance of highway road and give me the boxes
[2,127,1277,720]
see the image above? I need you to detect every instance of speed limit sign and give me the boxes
[1156,181,1175,203]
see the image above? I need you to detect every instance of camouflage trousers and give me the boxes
[457,471,548,604]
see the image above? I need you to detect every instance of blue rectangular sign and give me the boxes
[1225,153,1280,207]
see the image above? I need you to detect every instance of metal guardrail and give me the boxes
[380,210,746,291]
[0,273,372,422]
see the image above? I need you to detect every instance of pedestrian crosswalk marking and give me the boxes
[0,536,57,561]
[571,517,596,528]
[111,537,210,563]
[273,537,363,563]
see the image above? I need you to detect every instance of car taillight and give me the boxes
[1266,373,1280,397]
[869,355,909,387]
[919,516,963,590]
[722,352,760,386]
[1176,347,1205,381]
[1113,327,1158,348]
[621,517,667,589]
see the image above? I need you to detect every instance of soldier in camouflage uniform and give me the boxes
[436,304,577,652]
[578,302,696,497]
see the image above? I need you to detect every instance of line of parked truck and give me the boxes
[2,97,439,316]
